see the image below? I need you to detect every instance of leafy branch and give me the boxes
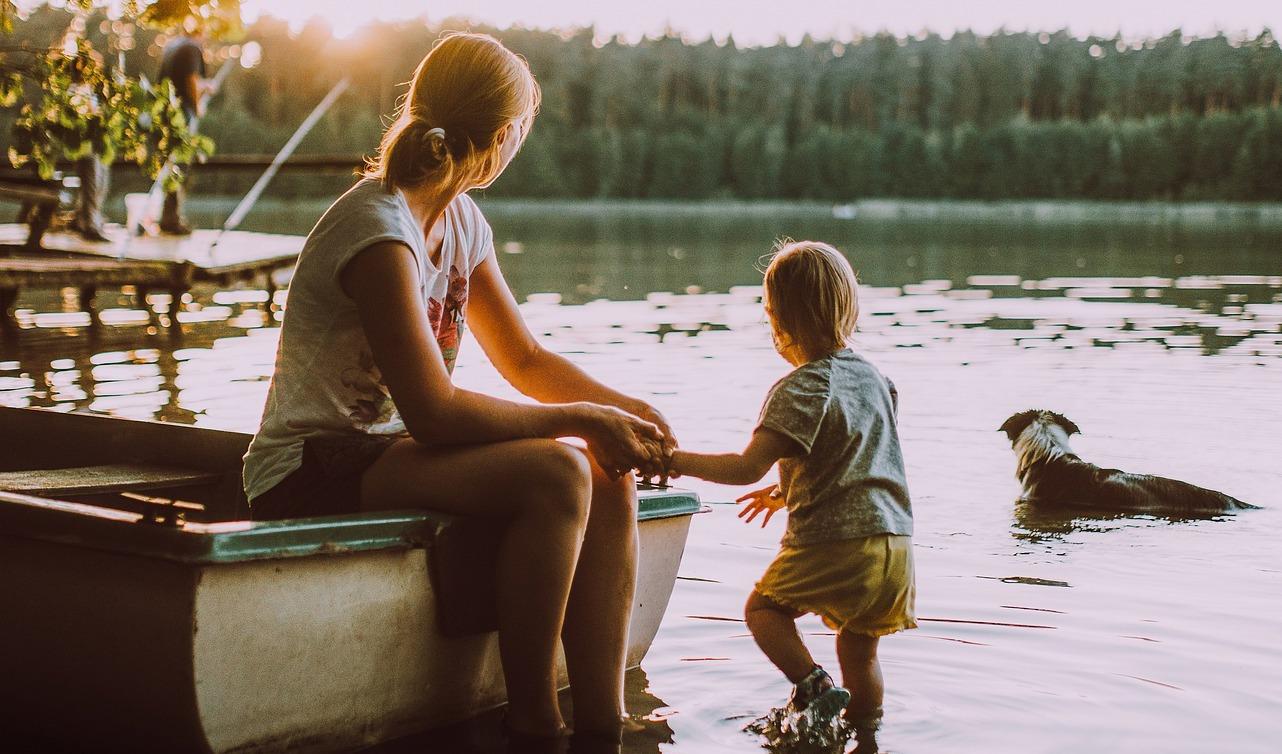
[1,1,237,187]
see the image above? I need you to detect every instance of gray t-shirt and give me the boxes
[242,179,493,501]
[756,348,913,546]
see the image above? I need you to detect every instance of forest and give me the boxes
[5,3,1282,201]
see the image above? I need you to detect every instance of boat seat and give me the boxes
[0,463,221,498]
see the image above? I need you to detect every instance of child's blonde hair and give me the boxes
[365,32,540,193]
[763,240,860,357]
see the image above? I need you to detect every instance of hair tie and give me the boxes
[425,127,446,139]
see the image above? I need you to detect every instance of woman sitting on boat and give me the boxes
[242,32,673,748]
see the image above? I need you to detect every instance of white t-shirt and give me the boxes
[243,179,494,501]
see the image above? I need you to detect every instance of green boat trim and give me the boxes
[0,487,701,565]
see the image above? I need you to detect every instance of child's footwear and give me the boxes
[787,665,851,726]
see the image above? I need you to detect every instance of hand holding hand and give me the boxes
[631,401,676,450]
[737,483,784,527]
[581,404,665,480]
[629,400,678,486]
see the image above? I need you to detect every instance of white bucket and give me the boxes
[124,192,161,237]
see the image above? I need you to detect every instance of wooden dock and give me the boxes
[0,224,302,335]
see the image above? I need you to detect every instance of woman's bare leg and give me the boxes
[360,437,593,736]
[559,459,638,735]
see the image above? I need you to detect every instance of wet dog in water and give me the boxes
[998,409,1257,515]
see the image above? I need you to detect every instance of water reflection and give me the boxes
[366,668,674,754]
[2,206,1281,753]
[1010,500,1238,544]
[2,268,1279,422]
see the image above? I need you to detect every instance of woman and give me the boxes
[242,33,673,746]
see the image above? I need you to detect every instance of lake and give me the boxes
[2,199,1280,753]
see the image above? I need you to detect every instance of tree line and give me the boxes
[6,4,1282,201]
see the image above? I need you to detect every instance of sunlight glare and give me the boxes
[239,40,262,68]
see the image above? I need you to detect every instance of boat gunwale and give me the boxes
[0,487,701,565]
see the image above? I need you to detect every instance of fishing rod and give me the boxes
[207,76,351,254]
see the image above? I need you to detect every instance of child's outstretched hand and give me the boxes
[737,484,784,527]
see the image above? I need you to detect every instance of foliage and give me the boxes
[202,18,1281,202]
[4,6,1282,201]
[6,40,213,189]
[1,1,234,186]
[138,0,241,38]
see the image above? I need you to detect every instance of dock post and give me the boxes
[24,205,53,252]
[167,286,186,334]
[0,286,17,336]
[78,285,99,329]
[136,286,158,325]
[164,264,198,336]
[264,273,278,314]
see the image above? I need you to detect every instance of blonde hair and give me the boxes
[763,240,860,358]
[365,32,540,192]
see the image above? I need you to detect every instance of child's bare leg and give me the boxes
[745,590,813,683]
[836,629,884,726]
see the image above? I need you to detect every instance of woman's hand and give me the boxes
[737,484,784,527]
[630,401,676,450]
[579,404,666,480]
[628,400,678,485]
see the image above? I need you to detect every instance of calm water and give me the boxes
[3,200,1281,753]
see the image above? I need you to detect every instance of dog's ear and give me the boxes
[998,410,1040,442]
[1046,411,1082,436]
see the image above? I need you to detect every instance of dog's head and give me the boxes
[998,409,1081,446]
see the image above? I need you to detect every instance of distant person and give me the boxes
[668,241,916,754]
[242,33,676,748]
[156,29,211,235]
[72,154,109,242]
[69,47,109,242]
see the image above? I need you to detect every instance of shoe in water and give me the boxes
[789,666,851,725]
[745,666,854,753]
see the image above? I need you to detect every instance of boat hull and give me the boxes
[191,515,693,753]
[0,488,697,753]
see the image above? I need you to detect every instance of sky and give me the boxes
[234,0,1282,43]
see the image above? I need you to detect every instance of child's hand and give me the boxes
[737,484,784,527]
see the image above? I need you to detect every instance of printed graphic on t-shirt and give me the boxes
[340,264,469,429]
[341,349,394,427]
[428,265,469,371]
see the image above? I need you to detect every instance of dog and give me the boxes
[998,409,1257,515]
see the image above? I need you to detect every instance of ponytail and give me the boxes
[376,119,467,191]
[364,33,539,193]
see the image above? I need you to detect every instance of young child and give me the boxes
[668,240,915,753]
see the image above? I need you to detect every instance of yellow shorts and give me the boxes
[755,534,917,636]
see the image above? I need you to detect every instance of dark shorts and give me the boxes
[249,434,400,520]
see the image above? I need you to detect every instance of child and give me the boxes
[668,240,915,753]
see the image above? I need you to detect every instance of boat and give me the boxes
[0,406,702,753]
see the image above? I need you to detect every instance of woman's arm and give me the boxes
[669,428,798,486]
[342,242,663,475]
[467,254,674,437]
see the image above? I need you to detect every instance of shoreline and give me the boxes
[173,196,1282,225]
